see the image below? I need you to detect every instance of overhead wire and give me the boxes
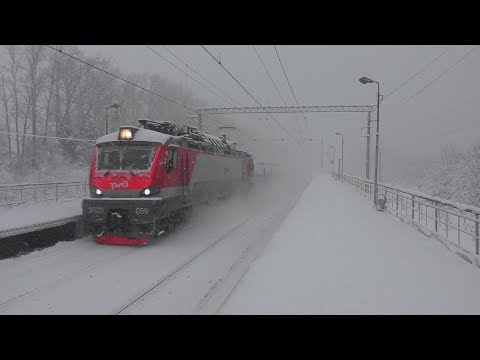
[200,45,303,147]
[252,46,289,106]
[146,45,268,141]
[0,130,95,142]
[145,45,239,108]
[45,45,270,144]
[399,45,480,107]
[252,45,305,139]
[161,45,245,108]
[273,45,307,129]
[383,46,450,100]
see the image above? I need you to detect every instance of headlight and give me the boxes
[91,186,103,198]
[140,186,160,197]
[119,128,133,140]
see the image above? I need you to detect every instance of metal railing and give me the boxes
[0,181,88,207]
[342,174,480,260]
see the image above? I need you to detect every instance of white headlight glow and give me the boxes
[119,128,133,140]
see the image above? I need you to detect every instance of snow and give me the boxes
[351,174,480,217]
[4,172,480,314]
[220,174,480,314]
[0,173,309,314]
[96,128,172,145]
[0,200,82,232]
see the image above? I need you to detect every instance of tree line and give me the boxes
[0,45,206,181]
[418,144,480,207]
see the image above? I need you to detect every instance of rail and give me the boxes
[0,181,88,207]
[342,174,480,261]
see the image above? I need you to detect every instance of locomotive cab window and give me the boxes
[98,149,121,170]
[166,147,178,173]
[97,143,156,172]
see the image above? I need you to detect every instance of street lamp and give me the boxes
[329,145,336,176]
[303,138,324,170]
[335,132,344,180]
[360,112,372,180]
[359,76,380,207]
[105,102,120,135]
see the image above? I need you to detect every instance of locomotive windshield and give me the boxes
[97,143,157,171]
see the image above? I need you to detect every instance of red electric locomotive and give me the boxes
[82,119,254,245]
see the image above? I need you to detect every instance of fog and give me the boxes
[78,45,480,184]
[3,45,480,314]
[1,45,478,186]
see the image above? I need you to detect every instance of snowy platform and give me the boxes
[220,174,480,314]
[0,200,82,233]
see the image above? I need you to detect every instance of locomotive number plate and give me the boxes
[88,207,104,214]
[135,207,149,215]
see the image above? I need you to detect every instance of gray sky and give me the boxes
[80,45,480,182]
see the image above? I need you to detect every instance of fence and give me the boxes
[342,174,480,262]
[0,181,88,207]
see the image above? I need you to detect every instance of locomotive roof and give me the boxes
[96,128,171,145]
[95,119,252,158]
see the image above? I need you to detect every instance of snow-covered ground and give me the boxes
[0,172,309,314]
[220,174,480,315]
[4,172,479,314]
[0,200,82,232]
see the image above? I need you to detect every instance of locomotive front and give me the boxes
[82,119,255,246]
[82,126,171,245]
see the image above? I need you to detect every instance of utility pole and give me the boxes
[335,132,344,180]
[359,77,381,207]
[320,138,324,169]
[329,145,335,176]
[186,114,202,131]
[366,111,371,180]
[341,136,344,179]
[105,109,108,135]
[379,151,382,183]
[374,84,380,206]
[184,64,188,107]
[105,103,120,135]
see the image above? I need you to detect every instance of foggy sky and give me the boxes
[80,45,480,182]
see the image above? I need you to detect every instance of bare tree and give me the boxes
[5,46,23,164]
[24,45,45,165]
[0,68,12,159]
[0,45,210,181]
[42,47,59,148]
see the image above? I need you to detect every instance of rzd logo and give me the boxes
[111,181,128,190]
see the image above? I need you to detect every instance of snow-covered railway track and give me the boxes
[0,245,138,310]
[0,175,310,314]
[113,216,251,314]
[116,179,309,315]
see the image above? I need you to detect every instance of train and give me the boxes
[82,119,255,245]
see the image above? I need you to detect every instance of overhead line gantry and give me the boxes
[196,105,375,115]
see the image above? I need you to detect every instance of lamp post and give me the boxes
[361,112,372,179]
[329,145,336,176]
[303,138,324,171]
[359,76,380,206]
[335,132,344,180]
[105,102,120,135]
